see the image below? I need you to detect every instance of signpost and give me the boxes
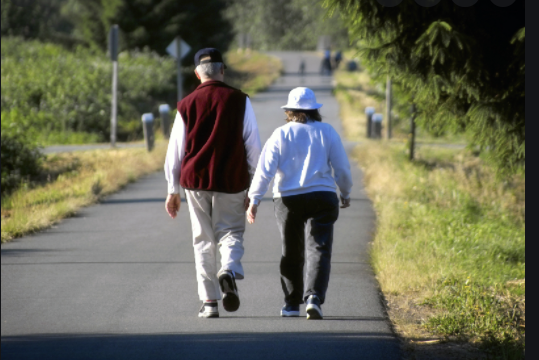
[109,25,119,147]
[166,37,191,101]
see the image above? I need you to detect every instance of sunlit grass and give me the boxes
[225,50,282,95]
[356,143,525,357]
[335,64,525,358]
[1,143,167,243]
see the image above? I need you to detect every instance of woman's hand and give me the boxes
[340,195,351,209]
[247,203,258,224]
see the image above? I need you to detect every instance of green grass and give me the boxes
[225,50,282,95]
[1,143,168,243]
[334,60,525,358]
[355,143,525,359]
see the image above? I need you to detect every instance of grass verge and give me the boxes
[1,142,167,243]
[335,64,525,359]
[225,50,283,95]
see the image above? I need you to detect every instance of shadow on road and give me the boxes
[1,332,400,360]
[0,249,61,258]
[100,198,170,205]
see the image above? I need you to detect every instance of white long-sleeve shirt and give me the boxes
[248,120,353,205]
[164,97,262,194]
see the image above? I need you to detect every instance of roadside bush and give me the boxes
[1,132,43,196]
[1,37,176,144]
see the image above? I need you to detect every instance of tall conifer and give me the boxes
[325,0,525,172]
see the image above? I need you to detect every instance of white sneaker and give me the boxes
[305,295,323,320]
[198,302,219,318]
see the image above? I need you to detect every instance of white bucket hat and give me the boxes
[281,87,323,110]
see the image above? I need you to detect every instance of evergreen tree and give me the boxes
[325,0,525,173]
[1,0,82,47]
[63,0,234,58]
[224,0,349,51]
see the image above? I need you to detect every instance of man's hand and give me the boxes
[246,203,258,224]
[165,194,181,219]
[244,193,250,211]
[340,195,351,209]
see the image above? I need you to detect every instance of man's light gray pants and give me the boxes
[185,190,246,301]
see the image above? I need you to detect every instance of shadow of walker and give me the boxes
[1,331,401,360]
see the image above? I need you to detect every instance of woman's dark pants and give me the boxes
[274,191,339,305]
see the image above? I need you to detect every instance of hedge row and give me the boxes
[1,37,177,144]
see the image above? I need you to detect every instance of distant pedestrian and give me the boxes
[246,87,353,320]
[164,48,262,318]
[299,59,305,76]
[320,49,332,75]
[333,50,342,70]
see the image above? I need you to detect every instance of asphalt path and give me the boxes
[1,51,402,360]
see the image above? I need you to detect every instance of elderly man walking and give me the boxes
[164,48,261,318]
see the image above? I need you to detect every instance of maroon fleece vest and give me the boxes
[177,80,249,193]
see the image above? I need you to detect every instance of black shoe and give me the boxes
[281,304,300,317]
[218,270,240,312]
[198,302,219,318]
[305,295,323,320]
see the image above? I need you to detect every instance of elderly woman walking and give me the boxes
[247,87,353,320]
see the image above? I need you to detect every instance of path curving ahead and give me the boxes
[1,52,402,360]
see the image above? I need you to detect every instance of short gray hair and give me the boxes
[196,62,224,78]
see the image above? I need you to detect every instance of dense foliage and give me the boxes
[1,132,43,197]
[62,0,234,59]
[2,0,234,58]
[0,0,82,47]
[1,37,176,144]
[224,0,349,51]
[326,0,525,173]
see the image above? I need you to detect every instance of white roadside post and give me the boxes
[372,113,383,139]
[166,37,191,102]
[141,113,155,152]
[365,106,375,139]
[159,104,171,139]
[109,25,119,147]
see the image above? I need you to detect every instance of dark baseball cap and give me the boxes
[194,48,227,69]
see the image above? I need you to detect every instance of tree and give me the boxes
[325,0,525,173]
[224,0,349,51]
[63,0,234,58]
[1,0,83,47]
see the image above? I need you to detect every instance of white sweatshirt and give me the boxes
[249,120,353,205]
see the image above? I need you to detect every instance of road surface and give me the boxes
[1,51,402,360]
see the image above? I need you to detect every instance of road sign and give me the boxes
[166,37,191,101]
[109,25,119,61]
[166,37,191,59]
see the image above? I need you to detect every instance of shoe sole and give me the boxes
[306,305,323,320]
[198,312,219,318]
[281,310,300,317]
[219,274,240,312]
